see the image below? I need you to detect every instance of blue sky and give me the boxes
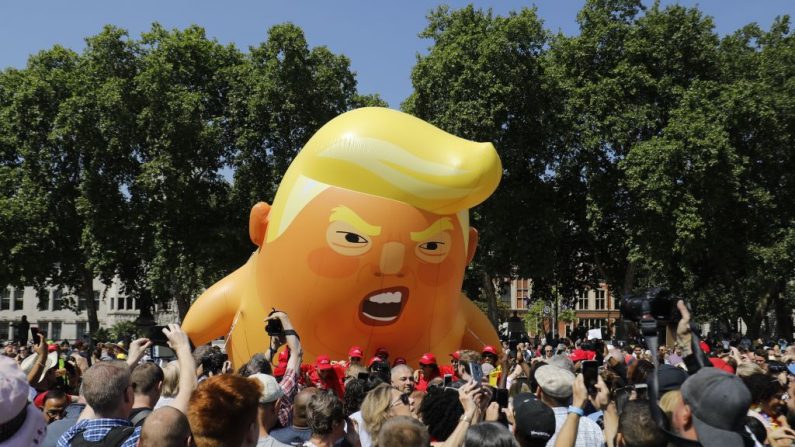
[1,1,792,108]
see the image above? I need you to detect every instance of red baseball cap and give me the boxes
[48,344,58,353]
[482,345,498,356]
[315,354,333,371]
[368,356,382,367]
[699,341,711,354]
[450,351,461,361]
[375,347,389,358]
[709,357,734,374]
[348,346,364,358]
[419,353,437,365]
[393,357,407,366]
[570,349,594,363]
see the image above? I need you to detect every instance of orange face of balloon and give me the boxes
[257,186,474,359]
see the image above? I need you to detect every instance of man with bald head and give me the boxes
[391,364,415,393]
[138,406,192,447]
[270,387,319,446]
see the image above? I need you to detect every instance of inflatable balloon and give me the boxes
[182,107,503,367]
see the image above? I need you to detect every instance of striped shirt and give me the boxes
[546,406,605,447]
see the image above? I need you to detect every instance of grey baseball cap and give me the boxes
[681,367,752,447]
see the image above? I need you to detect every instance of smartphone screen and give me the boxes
[582,360,598,395]
[30,327,40,340]
[443,374,452,387]
[469,361,483,387]
[146,326,170,346]
[151,345,176,359]
[493,388,509,408]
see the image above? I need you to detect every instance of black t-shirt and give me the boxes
[128,407,152,427]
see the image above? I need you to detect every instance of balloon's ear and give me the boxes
[249,202,271,247]
[466,227,479,265]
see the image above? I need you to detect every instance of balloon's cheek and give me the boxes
[308,247,360,278]
[416,262,456,287]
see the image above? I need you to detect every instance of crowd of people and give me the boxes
[2,303,795,447]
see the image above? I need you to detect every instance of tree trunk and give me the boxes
[81,270,100,334]
[773,281,791,340]
[744,290,772,339]
[176,294,192,323]
[481,270,499,327]
[622,261,636,297]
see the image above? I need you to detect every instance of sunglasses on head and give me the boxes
[391,392,410,407]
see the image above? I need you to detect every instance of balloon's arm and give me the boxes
[461,295,502,351]
[181,263,247,346]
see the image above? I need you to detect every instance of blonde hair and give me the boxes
[265,107,501,243]
[659,390,682,424]
[736,362,765,378]
[160,360,180,398]
[361,383,394,442]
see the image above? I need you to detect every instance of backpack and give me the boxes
[70,425,135,447]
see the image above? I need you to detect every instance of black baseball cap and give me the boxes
[651,364,689,393]
[681,368,753,447]
[512,393,555,443]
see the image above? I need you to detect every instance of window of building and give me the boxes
[577,290,589,310]
[515,279,530,309]
[50,322,62,340]
[76,321,88,341]
[581,318,607,329]
[52,290,64,311]
[37,321,48,339]
[0,321,9,339]
[595,289,606,310]
[1,288,10,311]
[78,291,100,312]
[12,287,24,311]
[117,297,126,310]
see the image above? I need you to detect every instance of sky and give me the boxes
[1,1,792,108]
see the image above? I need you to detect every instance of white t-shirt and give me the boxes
[349,411,372,447]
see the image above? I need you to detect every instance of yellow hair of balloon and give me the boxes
[266,107,502,244]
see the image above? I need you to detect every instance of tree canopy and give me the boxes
[1,3,792,338]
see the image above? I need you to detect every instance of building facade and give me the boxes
[0,278,178,342]
[502,279,618,338]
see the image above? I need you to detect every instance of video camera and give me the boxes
[620,287,681,323]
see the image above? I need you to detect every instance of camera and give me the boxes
[265,308,284,336]
[620,287,680,323]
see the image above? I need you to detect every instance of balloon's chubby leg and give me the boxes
[181,262,247,346]
[460,296,502,351]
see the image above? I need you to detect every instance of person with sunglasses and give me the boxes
[350,383,411,447]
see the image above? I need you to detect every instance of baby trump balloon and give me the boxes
[181,107,503,366]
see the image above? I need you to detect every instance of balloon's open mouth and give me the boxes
[359,287,408,326]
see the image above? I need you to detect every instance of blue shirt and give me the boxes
[43,403,85,447]
[56,418,141,447]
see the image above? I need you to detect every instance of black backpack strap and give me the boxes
[130,408,152,427]
[103,426,135,447]
[71,426,135,447]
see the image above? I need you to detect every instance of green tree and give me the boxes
[405,5,590,325]
[622,17,795,336]
[130,24,243,319]
[108,320,139,342]
[0,27,149,334]
[547,0,723,296]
